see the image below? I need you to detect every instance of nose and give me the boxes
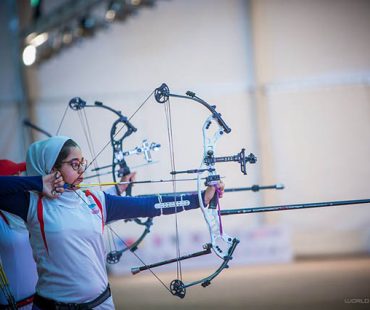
[77,164,86,173]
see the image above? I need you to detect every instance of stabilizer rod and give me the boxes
[131,244,212,275]
[221,199,370,216]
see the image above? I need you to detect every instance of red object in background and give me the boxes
[0,160,26,176]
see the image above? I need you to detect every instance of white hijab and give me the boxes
[26,136,71,176]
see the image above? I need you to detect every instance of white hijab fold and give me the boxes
[26,136,71,176]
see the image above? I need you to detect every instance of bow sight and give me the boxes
[170,148,256,178]
[204,148,257,175]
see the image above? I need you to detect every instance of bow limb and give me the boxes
[154,83,231,133]
[109,114,136,196]
[168,238,239,298]
[105,217,153,264]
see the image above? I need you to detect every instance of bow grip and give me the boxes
[208,192,218,209]
[205,175,220,209]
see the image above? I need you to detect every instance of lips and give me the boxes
[74,178,83,184]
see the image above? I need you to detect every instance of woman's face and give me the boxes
[54,146,86,186]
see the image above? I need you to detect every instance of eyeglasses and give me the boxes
[61,158,88,171]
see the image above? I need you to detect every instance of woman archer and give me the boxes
[0,136,224,309]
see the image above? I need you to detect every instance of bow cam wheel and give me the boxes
[106,250,122,264]
[69,97,86,110]
[154,83,170,103]
[170,279,186,298]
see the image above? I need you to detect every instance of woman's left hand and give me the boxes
[117,171,137,195]
[204,180,225,206]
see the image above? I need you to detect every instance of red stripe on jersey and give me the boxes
[85,190,104,233]
[37,194,49,254]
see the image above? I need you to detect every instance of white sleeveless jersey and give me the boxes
[27,190,114,309]
[0,211,37,309]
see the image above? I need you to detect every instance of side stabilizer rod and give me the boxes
[221,199,370,216]
[131,244,212,275]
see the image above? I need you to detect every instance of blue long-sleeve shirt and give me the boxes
[0,176,204,223]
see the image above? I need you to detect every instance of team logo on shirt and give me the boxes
[88,203,100,214]
[85,194,100,214]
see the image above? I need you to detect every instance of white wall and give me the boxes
[25,0,370,258]
[252,0,370,255]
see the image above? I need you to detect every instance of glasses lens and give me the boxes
[71,162,79,170]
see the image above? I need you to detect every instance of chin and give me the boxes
[76,178,83,184]
[70,177,83,186]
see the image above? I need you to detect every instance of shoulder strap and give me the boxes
[84,190,104,233]
[37,194,49,254]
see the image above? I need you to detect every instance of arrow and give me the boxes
[64,177,210,189]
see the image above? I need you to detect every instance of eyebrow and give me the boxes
[68,157,84,162]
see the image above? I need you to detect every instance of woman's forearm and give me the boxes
[105,192,204,223]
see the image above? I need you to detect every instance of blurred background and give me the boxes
[0,0,369,309]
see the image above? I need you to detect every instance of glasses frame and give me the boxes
[61,158,88,171]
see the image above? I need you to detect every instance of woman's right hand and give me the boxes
[42,172,65,198]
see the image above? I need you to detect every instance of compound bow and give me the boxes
[129,83,257,298]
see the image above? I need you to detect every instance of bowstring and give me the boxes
[76,107,116,253]
[163,98,183,282]
[79,108,120,253]
[55,104,70,136]
[71,188,172,294]
[78,109,102,189]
